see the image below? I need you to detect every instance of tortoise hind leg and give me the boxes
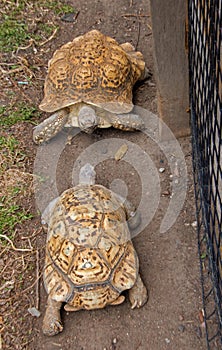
[129,274,148,309]
[33,109,68,144]
[42,297,63,336]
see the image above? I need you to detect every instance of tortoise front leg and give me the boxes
[112,113,145,131]
[118,196,141,230]
[124,199,141,230]
[33,109,68,144]
[129,273,148,309]
[42,297,63,336]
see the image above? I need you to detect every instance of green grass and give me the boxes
[0,0,75,52]
[0,136,33,236]
[0,135,19,153]
[32,22,57,42]
[41,1,75,15]
[0,17,29,52]
[0,104,38,127]
[0,192,33,235]
[0,135,26,171]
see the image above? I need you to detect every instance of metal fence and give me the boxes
[188,0,222,348]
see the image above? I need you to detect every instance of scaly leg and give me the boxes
[129,274,148,309]
[112,113,145,131]
[33,109,68,144]
[123,198,141,230]
[141,67,151,80]
[116,195,141,230]
[42,297,63,336]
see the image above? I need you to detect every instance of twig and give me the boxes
[0,56,33,77]
[16,39,34,54]
[135,11,141,51]
[0,62,20,66]
[38,27,58,47]
[35,250,40,310]
[20,338,34,348]
[121,13,150,18]
[0,246,7,259]
[21,268,44,295]
[0,66,24,75]
[9,77,33,103]
[21,254,25,268]
[21,227,43,240]
[0,234,33,252]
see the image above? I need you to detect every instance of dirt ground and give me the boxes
[1,0,208,349]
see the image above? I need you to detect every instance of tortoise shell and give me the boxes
[44,184,139,310]
[39,30,146,114]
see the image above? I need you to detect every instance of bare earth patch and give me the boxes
[0,0,207,349]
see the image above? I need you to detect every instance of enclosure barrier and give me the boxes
[188,0,222,348]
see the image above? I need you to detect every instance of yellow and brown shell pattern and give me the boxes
[44,184,139,310]
[39,30,146,114]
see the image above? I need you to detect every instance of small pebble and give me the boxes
[162,190,170,196]
[101,147,108,154]
[61,12,78,22]
[191,221,198,227]
[195,326,202,338]
[165,338,170,344]
[28,307,41,317]
[174,163,180,177]
[112,338,117,344]
[159,167,165,173]
[179,315,184,321]
[178,324,185,332]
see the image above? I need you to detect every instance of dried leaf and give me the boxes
[114,144,128,161]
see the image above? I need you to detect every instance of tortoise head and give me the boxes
[78,106,99,133]
[79,163,96,185]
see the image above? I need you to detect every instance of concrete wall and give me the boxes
[150,0,190,139]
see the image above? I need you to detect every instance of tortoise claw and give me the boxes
[129,274,148,309]
[131,300,138,309]
[42,319,63,336]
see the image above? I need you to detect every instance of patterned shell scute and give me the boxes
[39,30,145,114]
[44,184,138,309]
[47,184,131,249]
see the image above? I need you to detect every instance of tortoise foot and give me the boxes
[42,298,63,336]
[129,274,148,309]
[42,318,63,336]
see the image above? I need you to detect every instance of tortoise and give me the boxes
[42,164,148,336]
[33,30,149,144]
